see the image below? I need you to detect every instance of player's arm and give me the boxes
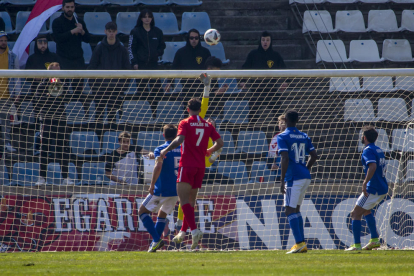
[306,150,318,171]
[149,157,163,195]
[361,149,377,196]
[206,138,224,156]
[199,72,210,119]
[160,135,185,158]
[105,170,127,185]
[280,151,289,194]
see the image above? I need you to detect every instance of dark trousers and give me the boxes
[135,62,163,116]
[58,56,86,104]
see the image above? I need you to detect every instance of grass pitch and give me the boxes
[1,250,413,275]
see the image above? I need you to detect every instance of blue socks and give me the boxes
[140,213,160,243]
[298,213,304,243]
[155,217,167,237]
[288,213,303,244]
[365,213,379,239]
[352,220,362,245]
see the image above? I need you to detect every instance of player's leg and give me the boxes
[295,179,311,249]
[156,196,178,237]
[176,204,184,233]
[345,204,365,251]
[138,195,164,252]
[173,178,193,244]
[362,194,386,250]
[189,186,203,249]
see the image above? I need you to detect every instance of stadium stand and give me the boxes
[100,131,133,155]
[302,10,334,33]
[70,131,101,158]
[83,12,112,36]
[249,161,276,184]
[217,161,249,184]
[382,39,414,62]
[316,40,348,63]
[153,12,184,36]
[181,12,211,34]
[348,40,384,63]
[16,11,48,34]
[116,12,140,35]
[329,77,360,92]
[46,163,78,185]
[11,162,40,186]
[120,101,155,124]
[80,162,110,185]
[361,77,396,92]
[366,10,399,32]
[344,99,376,122]
[335,11,366,33]
[377,98,409,122]
[0,12,14,33]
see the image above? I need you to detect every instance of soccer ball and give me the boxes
[204,29,221,46]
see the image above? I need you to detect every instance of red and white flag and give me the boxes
[12,0,62,68]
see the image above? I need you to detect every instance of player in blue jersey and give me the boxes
[346,125,388,251]
[277,110,318,254]
[138,124,181,252]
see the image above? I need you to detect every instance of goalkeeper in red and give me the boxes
[160,98,224,249]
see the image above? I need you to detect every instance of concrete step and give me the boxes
[227,59,316,69]
[210,15,290,31]
[224,44,303,61]
[219,30,304,44]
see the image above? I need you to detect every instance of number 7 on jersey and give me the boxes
[196,128,204,146]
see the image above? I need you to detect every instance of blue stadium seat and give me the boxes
[80,162,110,185]
[11,162,40,186]
[201,42,230,64]
[16,11,48,34]
[0,12,14,33]
[170,0,202,6]
[83,12,112,35]
[82,42,93,64]
[19,101,35,123]
[65,101,89,125]
[87,101,120,124]
[125,79,137,95]
[1,164,10,186]
[107,0,137,5]
[155,101,184,124]
[28,41,56,56]
[217,78,241,94]
[217,161,249,184]
[7,41,14,51]
[154,13,184,36]
[181,12,211,35]
[161,42,186,63]
[218,130,239,154]
[137,131,164,152]
[46,163,78,185]
[4,0,35,5]
[120,100,155,124]
[249,161,276,183]
[116,12,140,35]
[222,101,250,124]
[101,131,134,155]
[75,0,106,5]
[70,131,101,158]
[237,131,268,154]
[138,0,169,5]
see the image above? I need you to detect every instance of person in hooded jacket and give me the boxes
[128,9,165,115]
[88,22,130,125]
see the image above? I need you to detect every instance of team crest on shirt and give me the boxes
[267,60,274,68]
[196,57,203,64]
[44,62,51,69]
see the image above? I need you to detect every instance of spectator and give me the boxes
[88,22,130,124]
[34,62,73,185]
[0,18,5,32]
[104,131,154,186]
[0,31,19,153]
[128,9,165,115]
[52,0,90,103]
[267,114,286,172]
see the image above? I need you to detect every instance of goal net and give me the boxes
[0,69,413,252]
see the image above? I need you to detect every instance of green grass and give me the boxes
[1,250,413,275]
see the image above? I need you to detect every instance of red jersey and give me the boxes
[177,115,221,168]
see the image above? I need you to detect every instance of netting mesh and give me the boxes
[0,71,414,252]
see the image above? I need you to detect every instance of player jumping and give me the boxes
[160,98,224,250]
[346,125,388,251]
[138,124,181,252]
[278,110,318,254]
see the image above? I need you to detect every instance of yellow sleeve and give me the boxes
[199,97,209,119]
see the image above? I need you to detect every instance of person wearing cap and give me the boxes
[0,31,19,153]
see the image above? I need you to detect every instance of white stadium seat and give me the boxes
[290,0,325,4]
[335,10,366,33]
[366,10,399,33]
[405,161,414,182]
[358,129,391,152]
[361,77,396,92]
[400,10,414,32]
[302,11,335,33]
[349,40,384,63]
[382,39,414,62]
[329,77,360,92]
[377,98,409,122]
[386,159,400,184]
[392,129,414,152]
[344,99,376,122]
[395,77,414,91]
[316,40,348,63]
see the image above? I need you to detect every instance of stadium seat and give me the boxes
[329,77,360,92]
[335,11,366,33]
[405,161,414,182]
[391,129,414,152]
[237,131,268,154]
[358,128,391,152]
[70,131,101,158]
[16,11,48,34]
[217,161,249,184]
[19,101,35,123]
[7,41,14,51]
[161,42,186,63]
[120,100,154,124]
[302,11,335,33]
[65,101,89,125]
[217,78,242,94]
[116,12,139,35]
[289,0,325,4]
[3,0,35,5]
[11,162,40,186]
[83,12,112,36]
[181,12,211,35]
[223,101,250,124]
[170,0,202,6]
[344,99,376,122]
[0,12,14,33]
[136,131,164,152]
[382,39,413,62]
[386,159,399,183]
[154,13,184,36]
[46,163,78,185]
[201,42,230,64]
[366,10,399,33]
[348,40,384,63]
[101,131,133,155]
[395,76,414,91]
[361,77,396,92]
[392,0,414,2]
[138,0,169,5]
[218,130,239,154]
[107,0,138,5]
[82,42,93,65]
[400,10,414,32]
[359,0,388,3]
[75,0,106,5]
[80,162,110,185]
[316,40,348,63]
[0,164,9,186]
[377,98,409,122]
[249,161,276,184]
[155,101,184,124]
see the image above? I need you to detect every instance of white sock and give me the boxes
[191,229,199,236]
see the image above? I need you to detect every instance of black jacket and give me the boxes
[25,39,59,70]
[242,39,286,70]
[172,38,211,70]
[34,79,71,120]
[129,25,165,67]
[52,13,91,60]
[88,37,131,70]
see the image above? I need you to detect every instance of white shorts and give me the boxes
[284,179,311,208]
[141,194,178,215]
[356,192,386,210]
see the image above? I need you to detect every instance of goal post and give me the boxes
[0,69,414,252]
